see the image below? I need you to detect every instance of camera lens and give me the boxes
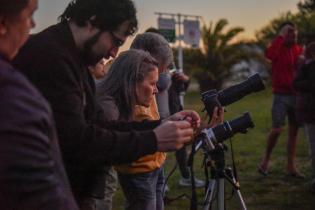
[206,112,254,144]
[201,74,265,117]
[218,73,265,106]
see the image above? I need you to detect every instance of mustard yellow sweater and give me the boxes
[115,97,166,174]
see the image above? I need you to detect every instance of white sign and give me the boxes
[183,20,200,47]
[158,17,176,43]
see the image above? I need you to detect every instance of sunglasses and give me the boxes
[109,31,125,47]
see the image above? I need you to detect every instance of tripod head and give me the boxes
[194,112,254,153]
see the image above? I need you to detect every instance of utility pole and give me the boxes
[177,13,183,73]
[155,12,202,73]
[155,12,202,106]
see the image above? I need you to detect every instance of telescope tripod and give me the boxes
[201,145,247,210]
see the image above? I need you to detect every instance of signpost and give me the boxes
[155,12,202,73]
[158,17,176,43]
[155,12,202,106]
[183,19,201,48]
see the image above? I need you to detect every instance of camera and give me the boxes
[201,73,265,116]
[195,112,254,152]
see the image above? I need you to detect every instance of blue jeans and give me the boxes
[118,167,164,210]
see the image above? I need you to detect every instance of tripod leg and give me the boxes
[203,178,226,210]
[230,176,247,210]
[225,169,247,210]
[235,189,247,210]
[203,179,216,210]
[217,178,225,210]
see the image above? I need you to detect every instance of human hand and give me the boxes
[173,72,190,82]
[154,120,194,152]
[208,106,224,128]
[197,107,224,135]
[163,110,201,130]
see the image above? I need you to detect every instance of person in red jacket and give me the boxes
[258,21,304,177]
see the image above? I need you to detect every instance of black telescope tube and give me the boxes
[212,112,255,142]
[228,112,255,134]
[217,73,265,106]
[211,121,233,143]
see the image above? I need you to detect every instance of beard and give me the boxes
[81,31,109,66]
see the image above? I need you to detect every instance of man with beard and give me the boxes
[14,0,200,209]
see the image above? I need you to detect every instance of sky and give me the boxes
[33,0,300,50]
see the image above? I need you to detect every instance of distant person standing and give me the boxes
[145,27,206,187]
[168,68,206,187]
[258,21,303,177]
[293,42,315,191]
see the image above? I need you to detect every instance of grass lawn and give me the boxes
[113,86,315,210]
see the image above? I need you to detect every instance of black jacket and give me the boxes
[293,60,315,124]
[168,75,190,114]
[14,22,160,200]
[0,57,78,210]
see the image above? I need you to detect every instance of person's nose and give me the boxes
[153,84,158,94]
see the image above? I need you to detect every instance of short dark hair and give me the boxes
[0,0,29,17]
[145,27,160,34]
[59,0,138,35]
[279,21,296,31]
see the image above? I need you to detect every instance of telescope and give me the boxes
[201,73,265,116]
[195,112,255,152]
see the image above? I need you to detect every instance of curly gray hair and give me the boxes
[130,32,173,70]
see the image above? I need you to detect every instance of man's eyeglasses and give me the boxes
[110,31,125,47]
